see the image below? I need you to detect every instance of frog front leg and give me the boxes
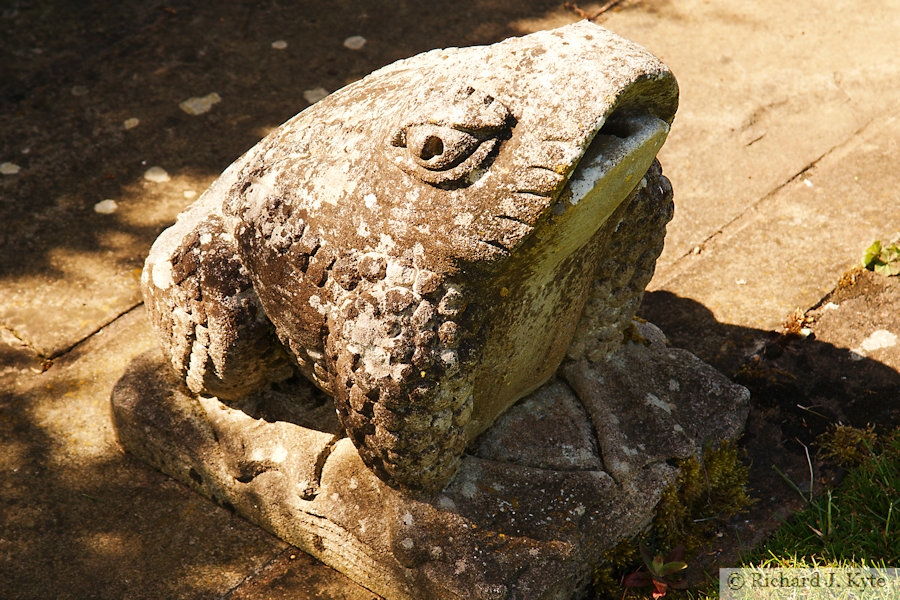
[142,202,294,400]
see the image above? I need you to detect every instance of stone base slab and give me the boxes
[111,322,749,600]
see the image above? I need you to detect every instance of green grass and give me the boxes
[749,428,899,566]
[603,427,900,599]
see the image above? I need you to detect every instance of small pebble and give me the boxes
[144,166,170,183]
[123,118,140,130]
[850,329,899,360]
[183,189,197,199]
[93,199,118,214]
[71,85,89,96]
[858,329,898,353]
[271,40,288,50]
[303,87,329,104]
[0,162,21,175]
[343,35,367,50]
[179,93,222,115]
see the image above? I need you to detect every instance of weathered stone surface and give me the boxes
[111,321,748,600]
[469,380,603,471]
[139,21,679,492]
[563,321,750,483]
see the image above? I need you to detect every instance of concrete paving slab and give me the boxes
[601,0,900,271]
[812,269,900,373]
[0,307,296,600]
[647,114,900,332]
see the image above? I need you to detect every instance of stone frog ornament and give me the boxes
[142,21,678,493]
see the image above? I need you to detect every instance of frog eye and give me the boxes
[387,89,512,186]
[393,124,482,172]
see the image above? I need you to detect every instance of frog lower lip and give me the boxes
[537,113,670,262]
[568,113,670,206]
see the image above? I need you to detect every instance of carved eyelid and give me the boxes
[386,88,512,185]
[393,90,511,142]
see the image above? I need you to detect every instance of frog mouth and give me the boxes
[569,112,670,204]
[544,110,671,260]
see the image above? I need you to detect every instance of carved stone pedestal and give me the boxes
[111,322,748,600]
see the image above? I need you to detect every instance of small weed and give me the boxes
[836,265,862,289]
[861,240,900,276]
[782,307,813,336]
[592,442,754,598]
[622,544,688,598]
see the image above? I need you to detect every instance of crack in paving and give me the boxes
[1,324,32,349]
[45,301,144,362]
[216,545,298,600]
[662,117,876,280]
[807,280,848,315]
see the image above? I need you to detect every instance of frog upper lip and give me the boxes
[501,111,669,268]
[564,112,671,201]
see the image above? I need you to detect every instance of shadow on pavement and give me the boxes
[641,289,900,437]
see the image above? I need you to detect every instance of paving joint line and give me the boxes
[45,301,144,362]
[0,324,39,355]
[217,545,298,600]
[803,264,865,316]
[660,117,876,285]
[1,324,29,346]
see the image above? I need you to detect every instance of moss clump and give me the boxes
[592,441,754,597]
[653,440,755,550]
[591,539,639,598]
[782,307,813,336]
[836,265,862,289]
[622,320,651,347]
[817,424,878,468]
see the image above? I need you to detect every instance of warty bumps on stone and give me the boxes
[141,21,679,493]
